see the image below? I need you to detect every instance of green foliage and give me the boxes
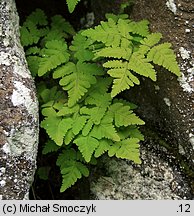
[57,149,89,192]
[21,9,180,192]
[37,166,51,180]
[82,17,180,97]
[66,0,81,13]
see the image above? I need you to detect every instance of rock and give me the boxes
[0,0,39,199]
[90,0,194,198]
[90,141,193,199]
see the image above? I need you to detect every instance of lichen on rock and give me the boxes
[0,0,39,199]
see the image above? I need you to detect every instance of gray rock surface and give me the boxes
[0,0,39,199]
[90,145,193,199]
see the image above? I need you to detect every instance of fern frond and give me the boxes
[65,129,76,145]
[147,43,180,76]
[38,40,69,76]
[72,115,88,135]
[140,33,162,47]
[42,140,60,154]
[107,102,145,127]
[74,136,99,162]
[59,62,103,107]
[20,9,48,47]
[108,138,141,164]
[105,13,129,22]
[41,116,73,145]
[82,119,93,136]
[128,52,157,81]
[43,30,65,43]
[94,139,112,158]
[128,19,149,37]
[90,115,120,141]
[102,51,156,97]
[60,160,89,192]
[57,149,89,192]
[137,33,162,55]
[57,104,79,116]
[95,47,132,60]
[20,21,43,46]
[69,33,94,62]
[26,56,41,77]
[82,18,133,48]
[88,78,113,96]
[42,107,57,117]
[51,15,75,36]
[66,0,81,13]
[25,9,48,26]
[106,67,139,98]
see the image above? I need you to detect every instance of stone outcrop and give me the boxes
[0,0,39,199]
[90,0,194,198]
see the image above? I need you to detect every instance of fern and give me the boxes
[108,138,141,164]
[38,40,70,76]
[82,17,180,97]
[42,140,60,154]
[57,149,89,192]
[21,10,180,192]
[57,62,104,107]
[66,0,81,13]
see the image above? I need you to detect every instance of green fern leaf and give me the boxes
[138,33,162,55]
[57,104,79,116]
[147,43,180,76]
[42,107,57,117]
[127,126,144,141]
[72,115,88,135]
[108,138,141,164]
[90,115,120,141]
[20,21,42,47]
[140,33,162,47]
[117,125,144,140]
[106,68,139,97]
[95,47,132,60]
[38,40,70,76]
[26,56,41,77]
[89,78,113,95]
[74,136,99,162]
[108,102,145,127]
[82,119,94,136]
[105,13,129,22]
[59,62,103,107]
[43,30,65,42]
[128,52,157,81]
[66,0,81,13]
[60,160,89,192]
[128,19,149,37]
[51,15,75,35]
[57,149,77,166]
[82,93,111,124]
[94,139,112,157]
[25,9,48,26]
[53,62,75,79]
[42,140,60,154]
[70,33,94,62]
[82,18,132,48]
[80,106,107,125]
[64,129,76,145]
[41,116,73,145]
[26,47,41,56]
[20,9,48,47]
